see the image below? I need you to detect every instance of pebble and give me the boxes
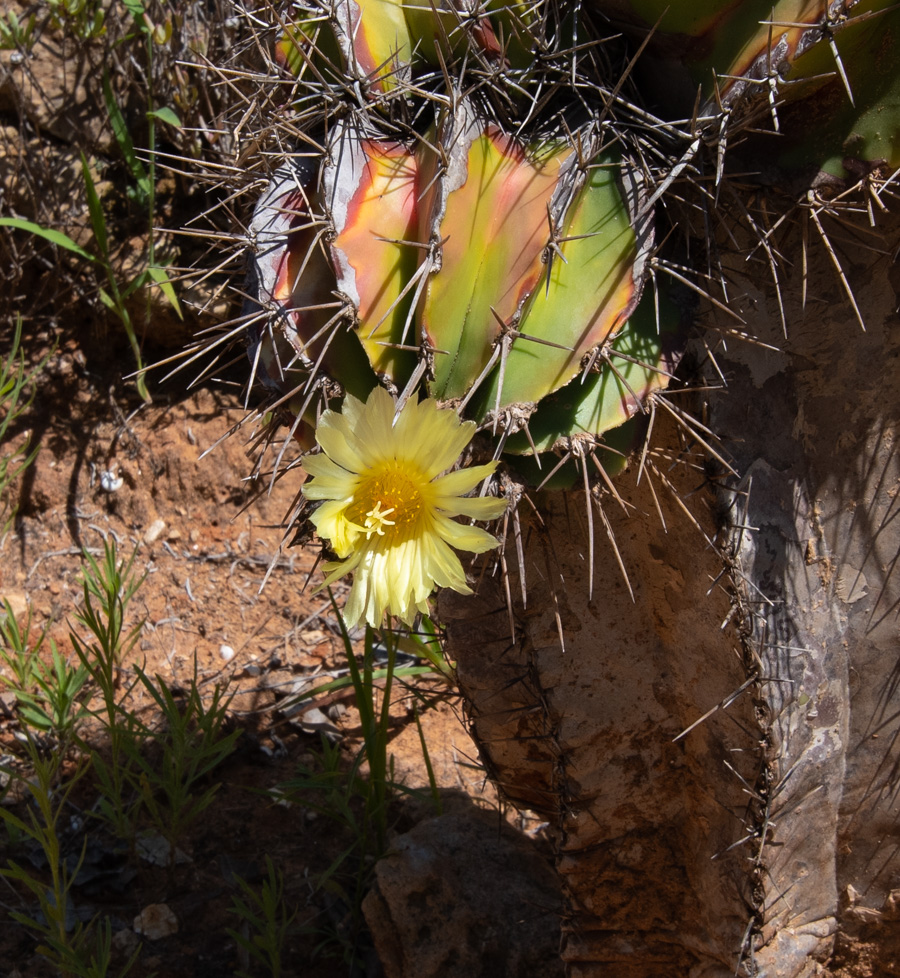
[143,519,166,544]
[136,831,191,868]
[219,644,235,662]
[112,929,140,956]
[100,470,123,493]
[133,903,178,940]
[1,592,28,620]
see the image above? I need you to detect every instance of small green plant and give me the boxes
[0,597,46,690]
[0,317,47,532]
[283,623,408,851]
[0,599,88,749]
[47,0,106,40]
[68,537,238,861]
[0,9,37,51]
[73,540,146,688]
[280,611,443,966]
[71,539,147,838]
[124,664,240,871]
[227,857,297,978]
[0,734,90,978]
[0,737,140,978]
[102,0,182,400]
[0,3,182,403]
[39,916,141,978]
[13,641,89,747]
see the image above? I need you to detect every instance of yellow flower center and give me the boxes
[348,464,426,543]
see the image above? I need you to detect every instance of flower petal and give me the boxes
[437,495,508,520]
[349,386,396,460]
[311,500,362,557]
[433,514,500,554]
[431,461,497,497]
[395,398,476,479]
[422,534,471,592]
[316,422,369,474]
[301,454,359,499]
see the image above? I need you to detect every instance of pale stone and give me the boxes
[133,904,178,940]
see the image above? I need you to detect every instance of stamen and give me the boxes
[364,501,397,538]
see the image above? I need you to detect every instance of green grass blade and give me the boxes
[147,106,181,128]
[0,218,96,262]
[102,70,149,200]
[415,710,442,815]
[80,154,109,261]
[147,263,183,317]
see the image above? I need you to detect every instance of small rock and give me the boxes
[133,903,178,940]
[0,591,28,620]
[883,888,900,918]
[111,928,140,956]
[100,470,123,493]
[363,811,563,978]
[0,692,18,719]
[143,519,166,545]
[136,831,191,867]
[219,644,236,662]
[326,702,347,721]
[847,905,883,925]
[290,706,342,742]
[242,662,261,677]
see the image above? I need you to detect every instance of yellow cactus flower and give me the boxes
[302,387,507,627]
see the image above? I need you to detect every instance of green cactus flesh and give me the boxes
[774,2,900,174]
[594,0,900,174]
[470,162,647,415]
[249,104,670,469]
[421,125,570,402]
[249,0,900,485]
[502,283,685,457]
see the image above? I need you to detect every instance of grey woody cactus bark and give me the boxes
[446,209,900,976]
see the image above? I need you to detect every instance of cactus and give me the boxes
[245,1,689,630]
[211,1,900,975]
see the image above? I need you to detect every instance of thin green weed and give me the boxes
[0,599,88,751]
[124,663,240,872]
[1,317,50,533]
[0,9,37,51]
[71,538,146,839]
[1,538,148,841]
[38,916,142,978]
[0,734,91,978]
[47,0,107,40]
[14,641,89,748]
[0,597,47,690]
[227,856,297,978]
[0,2,182,402]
